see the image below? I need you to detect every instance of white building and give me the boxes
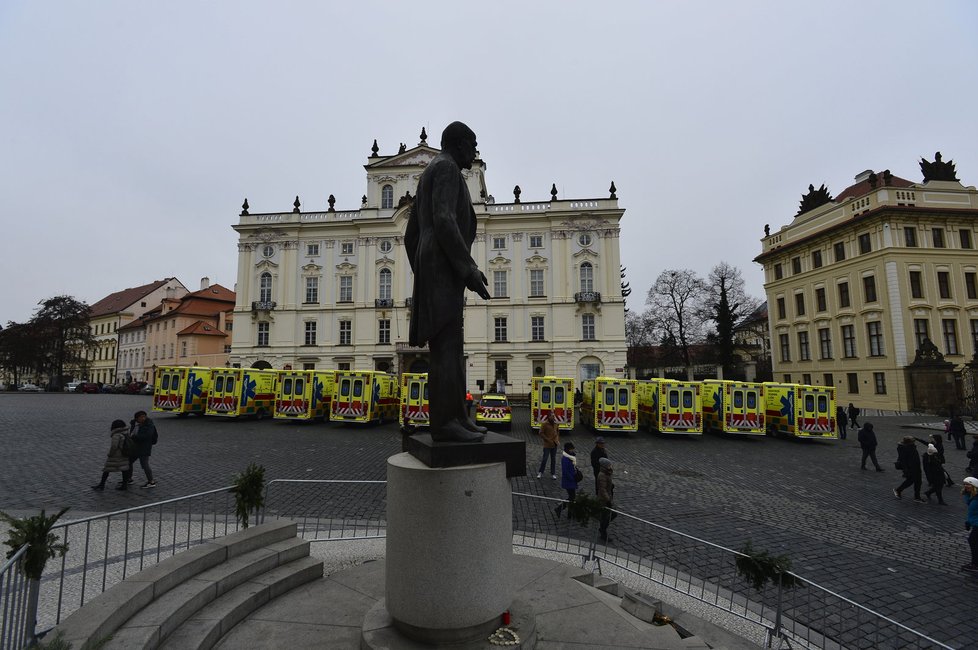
[229,133,627,395]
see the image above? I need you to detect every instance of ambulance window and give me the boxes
[604,388,615,404]
[619,388,629,406]
[733,391,744,408]
[682,392,692,409]
[669,390,679,408]
[817,395,828,413]
[226,377,235,394]
[554,386,564,403]
[214,376,224,392]
[541,386,551,403]
[295,378,304,394]
[283,378,293,394]
[410,383,420,400]
[353,381,363,398]
[423,384,429,400]
[746,392,757,409]
[340,380,350,397]
[161,375,170,391]
[804,394,815,412]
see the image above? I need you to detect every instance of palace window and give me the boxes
[791,257,802,274]
[378,319,390,344]
[339,276,353,302]
[798,331,810,360]
[815,287,826,312]
[938,271,951,299]
[529,235,543,248]
[834,241,846,262]
[304,321,317,346]
[874,372,887,395]
[257,322,269,347]
[381,185,394,209]
[858,233,871,254]
[778,334,790,362]
[339,320,351,345]
[838,282,850,308]
[863,275,877,303]
[932,228,946,248]
[904,227,917,247]
[582,314,595,341]
[842,325,856,358]
[776,297,785,319]
[531,316,545,342]
[812,250,822,269]
[867,321,884,356]
[307,243,319,256]
[492,236,506,249]
[493,271,507,298]
[914,319,929,351]
[494,317,507,342]
[305,277,319,304]
[341,242,354,255]
[847,373,859,394]
[818,328,832,359]
[943,319,959,355]
[378,268,392,300]
[259,273,272,302]
[961,230,973,249]
[965,272,977,300]
[529,269,544,297]
[580,262,594,293]
[909,271,923,299]
[794,292,805,316]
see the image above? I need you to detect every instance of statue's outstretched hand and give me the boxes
[467,268,491,300]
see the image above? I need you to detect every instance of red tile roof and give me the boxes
[89,279,180,317]
[177,320,227,337]
[143,285,235,322]
[834,173,914,202]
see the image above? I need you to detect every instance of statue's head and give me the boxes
[441,121,477,170]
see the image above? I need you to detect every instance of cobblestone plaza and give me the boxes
[1,393,975,648]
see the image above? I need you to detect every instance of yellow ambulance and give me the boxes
[152,366,212,416]
[331,370,397,424]
[399,372,430,429]
[530,376,575,430]
[636,378,703,435]
[580,377,638,433]
[273,370,335,421]
[205,368,279,419]
[701,380,765,435]
[763,382,837,439]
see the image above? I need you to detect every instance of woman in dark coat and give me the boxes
[894,436,924,502]
[92,420,132,491]
[858,422,882,471]
[554,442,580,517]
[922,444,947,504]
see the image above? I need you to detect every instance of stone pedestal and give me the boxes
[385,452,513,644]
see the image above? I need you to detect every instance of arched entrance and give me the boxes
[577,356,603,385]
[251,360,273,370]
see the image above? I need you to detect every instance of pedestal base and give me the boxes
[405,431,527,478]
[362,597,537,649]
[385,452,514,644]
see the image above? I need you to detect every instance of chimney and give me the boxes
[853,169,874,183]
[200,277,210,290]
[165,287,175,300]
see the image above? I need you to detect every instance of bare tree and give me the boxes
[702,263,761,379]
[625,310,655,347]
[646,269,706,379]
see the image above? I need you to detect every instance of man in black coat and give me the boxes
[949,415,967,450]
[590,437,608,493]
[857,422,882,471]
[405,122,492,443]
[893,436,923,502]
[128,410,157,488]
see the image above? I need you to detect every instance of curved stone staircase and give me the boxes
[53,520,322,650]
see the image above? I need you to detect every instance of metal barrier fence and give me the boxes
[0,546,30,650]
[0,480,954,650]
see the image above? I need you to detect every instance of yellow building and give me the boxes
[229,130,628,395]
[755,156,978,410]
[85,278,187,384]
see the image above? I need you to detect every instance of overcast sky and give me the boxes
[3,1,977,325]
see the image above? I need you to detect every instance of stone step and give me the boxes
[52,520,299,649]
[159,556,324,650]
[101,537,310,650]
[621,589,663,624]
[572,571,621,595]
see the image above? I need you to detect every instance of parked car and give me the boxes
[139,383,153,395]
[78,382,100,394]
[65,381,83,392]
[18,383,43,392]
[125,381,148,394]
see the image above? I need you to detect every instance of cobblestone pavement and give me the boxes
[1,394,976,647]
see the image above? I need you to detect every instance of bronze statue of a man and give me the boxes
[405,122,492,442]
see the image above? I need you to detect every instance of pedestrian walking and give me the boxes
[590,437,608,493]
[857,422,883,471]
[847,402,860,430]
[949,415,968,450]
[91,420,133,491]
[893,436,924,502]
[536,413,559,479]
[914,433,945,465]
[944,419,952,442]
[465,390,474,417]
[922,444,947,505]
[597,457,615,543]
[836,406,848,439]
[554,442,580,517]
[960,476,978,573]
[129,410,158,488]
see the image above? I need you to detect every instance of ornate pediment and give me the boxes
[245,228,289,243]
[336,261,357,272]
[572,248,599,260]
[366,146,439,170]
[300,263,322,273]
[525,254,549,268]
[255,259,278,271]
[375,256,396,266]
[488,255,511,268]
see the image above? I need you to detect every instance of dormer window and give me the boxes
[381,185,394,209]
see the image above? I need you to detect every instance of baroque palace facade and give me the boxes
[755,155,978,410]
[229,133,627,394]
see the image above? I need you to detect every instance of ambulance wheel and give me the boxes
[256,408,266,421]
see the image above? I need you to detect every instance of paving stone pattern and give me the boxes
[1,394,975,647]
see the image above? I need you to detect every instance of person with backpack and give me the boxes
[91,419,133,491]
[847,402,861,430]
[857,422,883,471]
[128,410,158,488]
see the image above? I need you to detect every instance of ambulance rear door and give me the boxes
[207,370,240,416]
[798,387,835,438]
[153,367,187,413]
[727,383,764,434]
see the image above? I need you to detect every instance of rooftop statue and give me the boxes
[919,151,959,182]
[796,183,833,216]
